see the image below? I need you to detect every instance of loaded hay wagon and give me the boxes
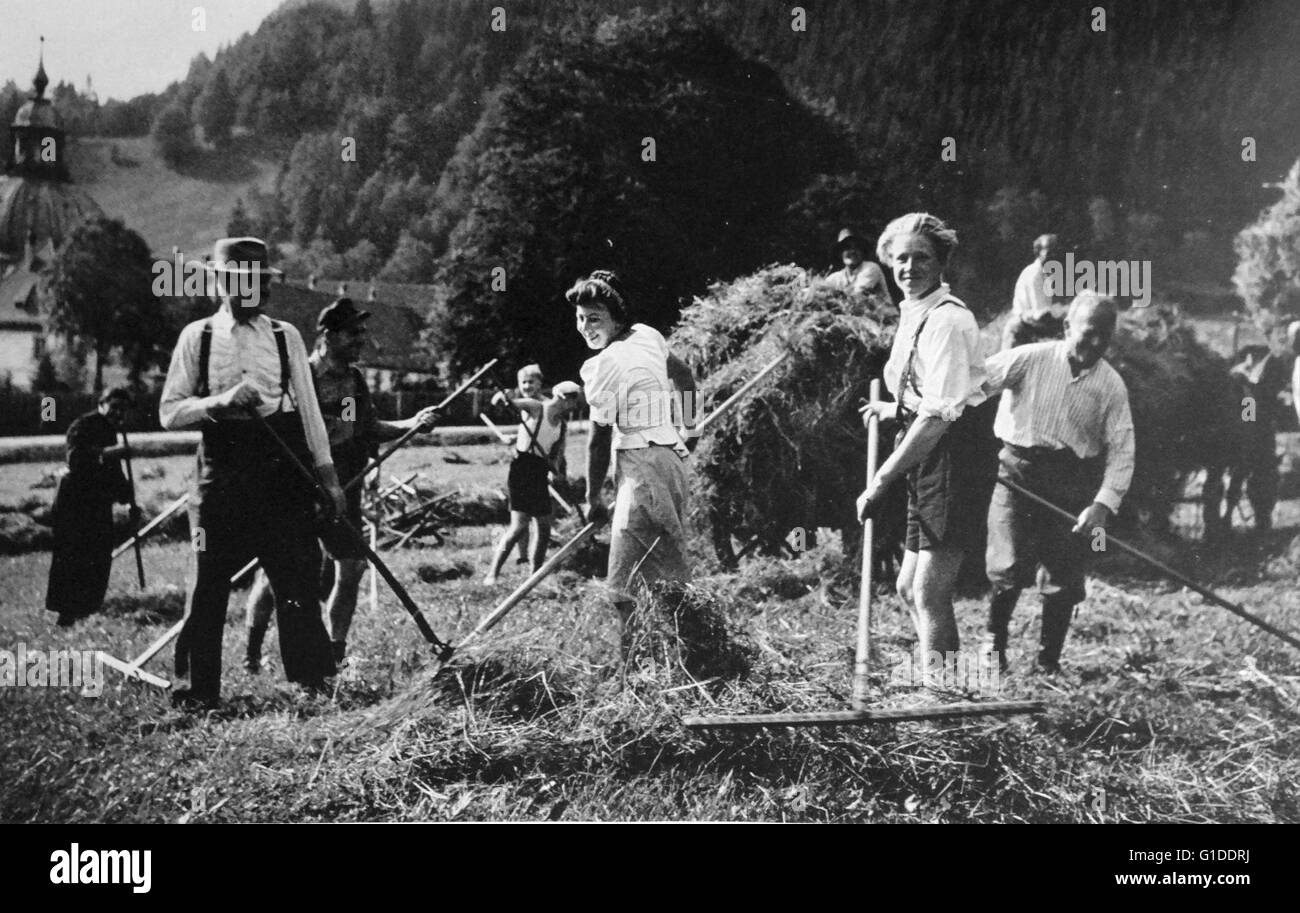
[676,268,1251,583]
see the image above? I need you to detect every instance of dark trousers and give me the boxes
[46,553,111,621]
[45,479,115,620]
[985,444,1102,668]
[176,415,335,701]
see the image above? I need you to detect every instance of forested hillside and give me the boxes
[10,0,1297,371]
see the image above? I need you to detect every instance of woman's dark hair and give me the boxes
[564,269,631,325]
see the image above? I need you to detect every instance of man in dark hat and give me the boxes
[242,297,440,671]
[45,386,138,626]
[827,227,892,314]
[160,237,344,710]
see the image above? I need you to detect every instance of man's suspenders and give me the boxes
[196,318,292,406]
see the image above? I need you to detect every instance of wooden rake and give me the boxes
[432,351,794,676]
[684,379,1043,730]
[229,358,499,585]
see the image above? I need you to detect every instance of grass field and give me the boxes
[68,136,280,257]
[2,431,1299,823]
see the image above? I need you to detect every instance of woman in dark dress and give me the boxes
[45,387,136,626]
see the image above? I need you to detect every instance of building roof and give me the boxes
[12,97,62,131]
[0,177,103,260]
[0,263,42,330]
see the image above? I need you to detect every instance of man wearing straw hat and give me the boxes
[160,237,343,710]
[981,291,1135,675]
[242,296,441,672]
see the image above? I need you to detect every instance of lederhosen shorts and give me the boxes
[897,299,991,552]
[900,406,989,552]
[507,452,552,517]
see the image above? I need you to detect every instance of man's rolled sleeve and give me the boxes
[284,325,334,469]
[1095,385,1135,513]
[159,324,209,430]
[983,346,1027,397]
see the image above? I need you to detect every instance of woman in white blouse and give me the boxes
[857,213,989,663]
[569,270,699,640]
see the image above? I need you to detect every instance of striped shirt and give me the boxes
[883,283,988,422]
[984,340,1135,512]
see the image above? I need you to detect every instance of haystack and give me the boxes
[1108,308,1243,529]
[678,269,1244,578]
[674,265,898,565]
[676,269,892,532]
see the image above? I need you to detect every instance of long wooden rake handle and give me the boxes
[459,522,600,649]
[121,431,147,589]
[851,378,882,709]
[247,408,452,658]
[998,476,1300,652]
[694,352,790,436]
[683,700,1045,730]
[231,359,500,585]
[343,357,499,495]
[111,493,190,559]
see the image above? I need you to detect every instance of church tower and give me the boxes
[0,38,103,265]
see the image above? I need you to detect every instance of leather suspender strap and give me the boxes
[898,298,965,421]
[197,320,213,397]
[271,320,292,408]
[195,318,292,406]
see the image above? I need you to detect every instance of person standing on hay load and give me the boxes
[857,213,990,665]
[981,291,1135,674]
[569,270,699,640]
[1002,234,1066,350]
[483,370,580,585]
[45,386,139,627]
[827,227,894,316]
[160,238,344,711]
[242,297,441,673]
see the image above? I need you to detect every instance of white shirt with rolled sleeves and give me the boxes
[983,340,1136,513]
[882,283,988,422]
[159,308,335,469]
[1012,259,1061,320]
[827,261,888,297]
[580,323,687,454]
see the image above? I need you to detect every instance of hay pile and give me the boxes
[1108,308,1242,527]
[0,508,52,554]
[415,559,476,583]
[622,581,756,682]
[679,270,1244,558]
[674,265,896,564]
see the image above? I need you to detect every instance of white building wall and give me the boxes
[0,328,38,388]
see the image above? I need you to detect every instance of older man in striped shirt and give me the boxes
[982,292,1135,674]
